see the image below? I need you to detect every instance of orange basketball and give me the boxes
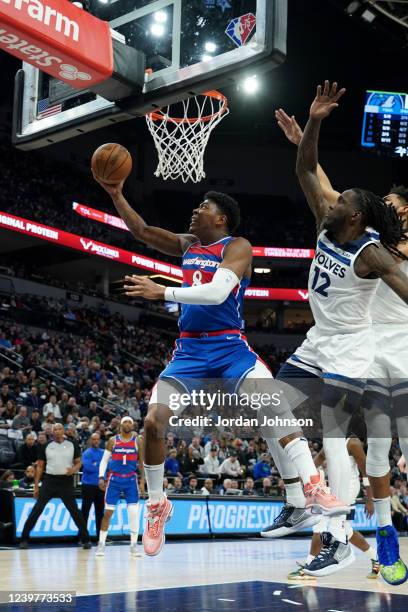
[91,143,132,184]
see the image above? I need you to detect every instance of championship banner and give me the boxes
[0,0,113,87]
[0,211,310,301]
[73,202,316,259]
[14,497,377,538]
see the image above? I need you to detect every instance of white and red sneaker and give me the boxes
[142,497,173,556]
[304,474,350,516]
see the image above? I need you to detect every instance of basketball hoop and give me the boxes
[145,90,229,183]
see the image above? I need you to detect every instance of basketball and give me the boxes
[91,143,132,184]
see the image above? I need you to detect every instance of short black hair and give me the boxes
[352,188,408,260]
[205,191,240,233]
[389,185,408,205]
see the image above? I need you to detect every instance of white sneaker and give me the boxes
[130,544,143,558]
[95,542,105,557]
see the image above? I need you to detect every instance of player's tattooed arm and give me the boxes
[275,109,340,206]
[296,81,346,229]
[357,243,408,304]
[93,176,196,256]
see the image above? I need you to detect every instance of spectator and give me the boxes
[58,392,70,420]
[391,486,408,532]
[0,470,15,489]
[17,432,38,468]
[11,406,31,433]
[19,465,36,489]
[24,386,42,413]
[230,480,242,495]
[171,476,184,494]
[219,453,243,480]
[179,447,203,476]
[164,449,182,478]
[37,431,48,447]
[201,478,214,495]
[242,477,256,496]
[163,477,174,493]
[184,476,200,495]
[189,437,204,459]
[204,434,219,456]
[258,477,273,497]
[0,383,14,404]
[81,432,104,540]
[42,394,62,420]
[200,446,220,477]
[221,478,239,495]
[253,454,272,482]
[87,401,101,420]
[30,407,42,433]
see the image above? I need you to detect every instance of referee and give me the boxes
[19,423,91,549]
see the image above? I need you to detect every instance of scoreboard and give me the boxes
[361,90,408,158]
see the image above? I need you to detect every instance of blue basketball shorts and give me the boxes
[105,473,139,509]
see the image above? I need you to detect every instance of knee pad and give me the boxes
[366,437,392,478]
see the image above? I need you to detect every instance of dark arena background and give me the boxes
[0,1,407,610]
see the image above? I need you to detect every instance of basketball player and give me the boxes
[288,436,379,579]
[94,174,348,558]
[96,417,144,557]
[263,104,408,582]
[260,81,408,576]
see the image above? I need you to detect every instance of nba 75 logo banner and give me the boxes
[0,0,112,86]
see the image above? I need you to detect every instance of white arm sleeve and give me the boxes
[98,450,111,478]
[164,267,240,305]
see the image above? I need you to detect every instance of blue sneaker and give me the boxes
[302,532,355,577]
[376,525,408,585]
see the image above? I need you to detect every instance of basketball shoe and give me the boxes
[302,532,355,576]
[261,505,321,538]
[304,474,351,516]
[376,525,408,585]
[143,497,173,556]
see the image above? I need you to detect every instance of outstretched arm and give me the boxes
[93,177,196,256]
[123,238,252,305]
[295,81,346,228]
[275,109,340,206]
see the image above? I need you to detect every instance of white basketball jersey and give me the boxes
[309,230,379,334]
[370,260,408,324]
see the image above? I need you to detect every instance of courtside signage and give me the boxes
[14,497,377,537]
[0,0,112,86]
[0,211,309,301]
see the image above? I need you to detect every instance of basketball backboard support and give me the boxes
[12,0,287,150]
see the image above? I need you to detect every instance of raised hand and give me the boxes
[123,275,165,300]
[310,80,346,121]
[275,109,303,145]
[92,172,125,198]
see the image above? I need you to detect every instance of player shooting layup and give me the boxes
[94,177,348,557]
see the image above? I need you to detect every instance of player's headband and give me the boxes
[120,416,134,425]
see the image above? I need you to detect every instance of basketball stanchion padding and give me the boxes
[145,91,229,184]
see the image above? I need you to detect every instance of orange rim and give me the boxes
[147,90,228,124]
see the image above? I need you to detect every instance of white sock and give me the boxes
[286,482,306,508]
[282,437,318,485]
[326,516,347,545]
[144,463,165,504]
[364,546,377,561]
[374,497,392,527]
[323,437,351,505]
[127,504,140,545]
[306,554,315,564]
[99,530,107,545]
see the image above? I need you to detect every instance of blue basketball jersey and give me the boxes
[179,236,249,332]
[107,434,138,476]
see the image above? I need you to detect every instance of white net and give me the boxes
[145,91,229,183]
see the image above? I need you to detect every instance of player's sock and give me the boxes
[323,437,351,508]
[99,530,108,545]
[306,554,315,564]
[128,504,140,545]
[286,482,306,508]
[373,497,392,527]
[144,462,165,504]
[282,437,318,485]
[364,546,377,560]
[326,516,347,544]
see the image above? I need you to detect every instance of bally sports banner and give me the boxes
[14,497,377,538]
[73,202,316,260]
[0,211,310,302]
[0,0,113,87]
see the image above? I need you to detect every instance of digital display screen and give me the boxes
[361,90,408,158]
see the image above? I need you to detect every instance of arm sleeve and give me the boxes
[164,268,240,306]
[98,450,111,478]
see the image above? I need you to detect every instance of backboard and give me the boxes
[12,0,287,149]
